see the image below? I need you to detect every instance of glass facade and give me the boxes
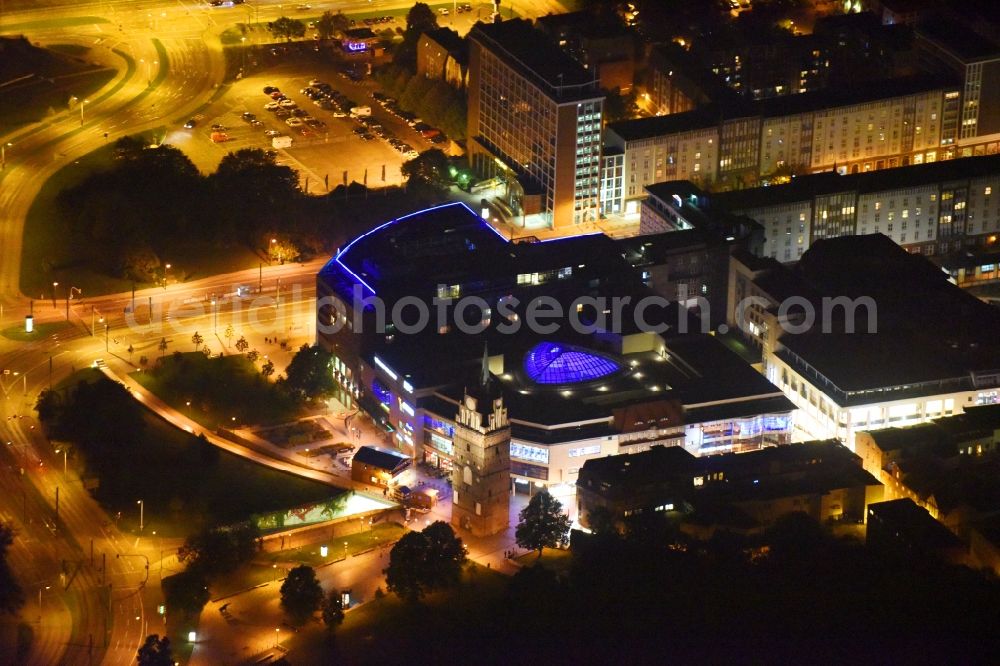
[524,342,620,384]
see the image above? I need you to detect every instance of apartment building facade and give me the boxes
[467,20,604,230]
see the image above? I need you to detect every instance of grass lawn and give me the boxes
[210,523,407,599]
[288,563,509,664]
[514,547,573,576]
[57,370,342,536]
[0,320,70,342]
[164,240,260,284]
[131,352,304,429]
[19,141,125,298]
[0,37,116,135]
[0,16,109,32]
[19,131,260,298]
[261,523,406,567]
[44,43,92,57]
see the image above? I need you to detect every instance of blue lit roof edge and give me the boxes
[333,201,507,295]
[536,231,605,243]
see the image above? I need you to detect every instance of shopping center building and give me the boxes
[316,202,794,496]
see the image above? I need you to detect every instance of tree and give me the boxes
[421,521,466,589]
[178,523,260,578]
[401,148,452,196]
[127,344,134,362]
[268,16,306,42]
[158,337,169,357]
[515,490,571,558]
[224,324,234,348]
[0,523,24,615]
[586,505,618,537]
[283,344,336,401]
[35,389,62,427]
[235,336,249,354]
[603,87,638,123]
[117,243,161,282]
[247,349,260,363]
[280,565,323,624]
[136,634,173,666]
[316,10,348,39]
[393,2,437,69]
[384,530,429,602]
[162,569,210,616]
[384,522,466,602]
[261,359,275,379]
[321,588,344,636]
[191,331,204,351]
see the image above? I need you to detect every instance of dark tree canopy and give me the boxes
[136,634,173,666]
[0,523,24,615]
[269,16,306,42]
[384,521,466,602]
[280,564,324,624]
[321,588,345,634]
[394,2,438,69]
[282,344,336,401]
[401,148,452,197]
[515,490,571,557]
[316,10,349,39]
[162,570,210,616]
[177,522,260,578]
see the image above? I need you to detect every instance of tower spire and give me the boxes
[480,341,490,388]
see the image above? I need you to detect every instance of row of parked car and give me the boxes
[372,91,448,145]
[261,86,328,139]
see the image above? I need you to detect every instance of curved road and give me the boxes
[0,1,570,662]
[1,2,228,663]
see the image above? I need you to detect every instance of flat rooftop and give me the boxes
[917,17,1000,62]
[470,19,600,102]
[769,236,1000,403]
[715,154,1000,212]
[605,75,956,142]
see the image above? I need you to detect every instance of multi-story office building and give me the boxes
[711,154,1000,261]
[467,19,604,231]
[915,18,1000,142]
[577,440,882,534]
[316,202,795,505]
[604,76,968,213]
[722,234,1000,448]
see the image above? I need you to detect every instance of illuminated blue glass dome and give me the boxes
[523,343,621,385]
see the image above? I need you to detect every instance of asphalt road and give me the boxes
[0,0,571,661]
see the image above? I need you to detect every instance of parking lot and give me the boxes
[173,60,443,191]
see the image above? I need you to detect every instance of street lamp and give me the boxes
[51,281,58,308]
[79,98,88,126]
[1,141,11,169]
[274,627,280,648]
[38,585,50,618]
[240,37,247,75]
[67,286,81,321]
[137,499,144,532]
[55,447,67,476]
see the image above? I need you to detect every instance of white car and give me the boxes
[285,117,304,127]
[279,99,297,109]
[264,101,280,111]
